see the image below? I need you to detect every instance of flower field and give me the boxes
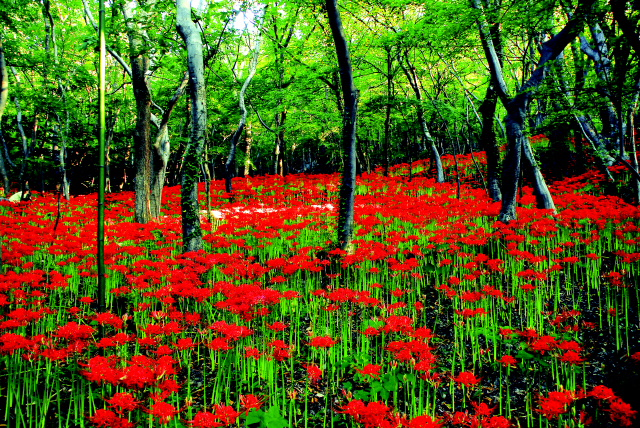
[0,155,639,428]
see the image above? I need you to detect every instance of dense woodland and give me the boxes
[0,0,639,226]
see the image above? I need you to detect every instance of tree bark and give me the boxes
[398,53,444,182]
[244,120,252,176]
[226,31,262,196]
[149,71,189,218]
[474,0,595,222]
[177,0,206,253]
[0,42,9,195]
[479,82,502,201]
[122,2,152,223]
[383,47,392,177]
[326,0,357,252]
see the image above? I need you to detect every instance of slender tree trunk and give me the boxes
[474,0,593,221]
[226,29,262,195]
[479,82,502,201]
[0,42,9,195]
[398,53,444,182]
[383,48,392,177]
[122,2,152,223]
[149,71,189,218]
[244,120,252,176]
[177,0,206,253]
[326,0,357,252]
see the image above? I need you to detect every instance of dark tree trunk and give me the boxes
[326,0,357,252]
[149,71,189,218]
[122,2,152,223]
[177,0,207,253]
[474,0,594,222]
[383,48,392,177]
[0,42,9,195]
[226,31,261,195]
[479,82,502,201]
[244,121,252,176]
[398,53,444,183]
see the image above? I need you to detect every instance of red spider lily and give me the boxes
[498,355,517,368]
[206,338,232,352]
[265,321,288,332]
[480,416,513,427]
[158,378,181,394]
[144,401,178,425]
[536,390,580,421]
[607,398,637,427]
[337,400,393,428]
[104,392,141,415]
[244,347,261,360]
[471,401,496,417]
[186,411,219,428]
[588,385,616,402]
[452,371,481,388]
[304,363,322,382]
[239,394,265,415]
[309,336,337,348]
[355,364,381,380]
[88,408,135,428]
[360,327,381,336]
[558,350,584,366]
[172,337,195,350]
[55,321,95,341]
[631,352,640,363]
[406,414,443,427]
[528,335,556,355]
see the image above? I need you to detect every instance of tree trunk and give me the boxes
[479,82,502,201]
[122,2,152,223]
[177,0,206,253]
[383,48,392,177]
[226,29,262,195]
[398,53,444,183]
[149,71,189,218]
[326,0,357,252]
[474,0,594,222]
[244,120,252,176]
[0,42,9,195]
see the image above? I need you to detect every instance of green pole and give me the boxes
[97,0,106,319]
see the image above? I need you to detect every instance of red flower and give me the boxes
[265,321,288,332]
[309,336,337,348]
[481,415,513,427]
[407,414,443,427]
[498,355,517,368]
[244,347,261,361]
[304,363,322,382]
[607,398,637,427]
[355,364,381,380]
[104,392,141,415]
[452,371,480,388]
[88,409,135,428]
[145,401,177,425]
[239,394,265,415]
[558,350,584,366]
[588,385,616,402]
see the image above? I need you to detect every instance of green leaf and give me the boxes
[244,409,264,425]
[380,388,390,400]
[383,374,398,392]
[353,390,370,400]
[342,381,353,391]
[515,350,534,360]
[403,373,416,386]
[263,406,288,428]
[370,381,384,393]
